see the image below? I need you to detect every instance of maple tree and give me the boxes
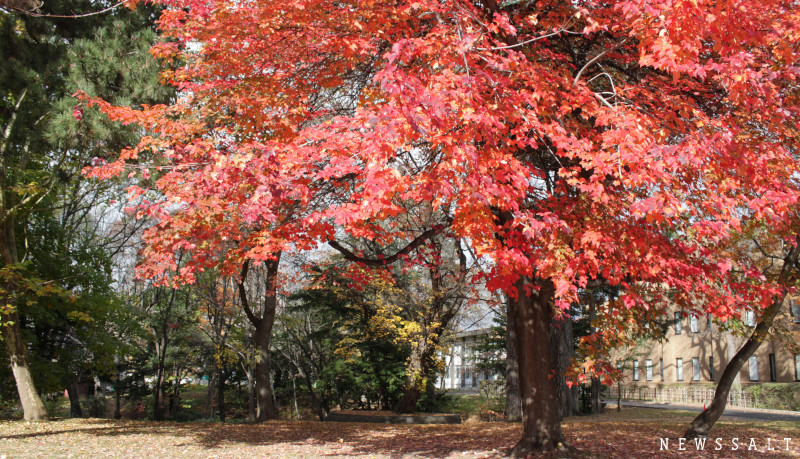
[82,0,800,454]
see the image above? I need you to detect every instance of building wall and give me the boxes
[619,301,800,386]
[437,329,502,391]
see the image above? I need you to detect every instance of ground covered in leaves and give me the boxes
[0,408,798,458]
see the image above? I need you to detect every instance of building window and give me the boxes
[769,354,777,382]
[749,356,759,381]
[790,299,800,324]
[675,312,682,334]
[707,314,713,331]
[795,355,800,381]
[633,361,639,381]
[676,358,684,381]
[692,358,700,381]
[660,359,664,381]
[690,316,698,333]
[745,310,756,327]
[709,357,714,381]
[646,359,653,381]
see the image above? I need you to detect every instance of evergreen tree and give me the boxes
[0,1,172,419]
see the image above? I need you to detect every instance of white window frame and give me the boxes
[646,359,653,381]
[692,357,700,381]
[795,354,800,381]
[633,361,639,381]
[745,310,756,327]
[749,356,759,381]
[676,358,684,381]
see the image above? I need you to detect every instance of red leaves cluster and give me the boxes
[80,0,800,367]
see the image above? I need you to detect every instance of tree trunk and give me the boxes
[504,298,522,422]
[394,386,421,414]
[153,352,164,421]
[253,323,277,421]
[684,242,799,439]
[588,294,603,414]
[205,373,216,418]
[591,376,603,415]
[509,277,566,457]
[550,313,578,420]
[298,364,325,420]
[2,314,48,421]
[67,381,83,418]
[245,367,256,422]
[291,375,299,420]
[394,340,428,414]
[113,357,122,419]
[1,222,48,421]
[238,255,281,422]
[170,365,180,416]
[217,370,226,422]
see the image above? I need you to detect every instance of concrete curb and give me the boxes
[325,412,462,424]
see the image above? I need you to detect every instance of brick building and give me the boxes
[618,300,800,386]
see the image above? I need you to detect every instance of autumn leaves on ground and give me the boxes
[1,408,798,458]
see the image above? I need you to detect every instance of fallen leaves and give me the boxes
[0,408,797,458]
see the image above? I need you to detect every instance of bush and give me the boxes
[745,384,800,411]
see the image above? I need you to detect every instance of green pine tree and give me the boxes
[1,1,172,419]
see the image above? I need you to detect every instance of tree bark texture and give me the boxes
[239,254,281,422]
[550,313,578,420]
[509,277,565,456]
[504,298,522,422]
[394,312,454,414]
[245,367,256,421]
[67,381,83,418]
[1,219,48,421]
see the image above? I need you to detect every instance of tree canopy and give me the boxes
[77,0,800,454]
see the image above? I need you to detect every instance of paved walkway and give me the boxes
[605,400,800,423]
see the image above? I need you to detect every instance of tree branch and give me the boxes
[328,226,443,266]
[237,260,259,326]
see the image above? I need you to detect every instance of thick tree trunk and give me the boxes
[2,314,48,420]
[394,386,421,414]
[1,222,48,421]
[550,313,578,420]
[504,298,522,422]
[509,277,566,456]
[394,341,428,414]
[67,381,83,418]
[238,256,280,422]
[253,323,277,421]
